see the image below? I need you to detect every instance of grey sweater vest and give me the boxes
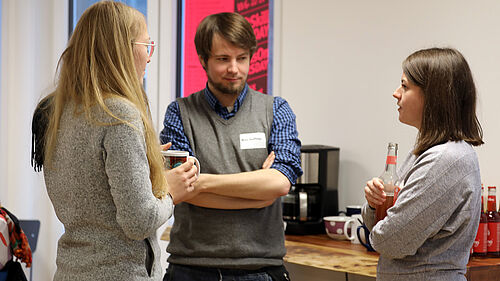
[167,89,286,269]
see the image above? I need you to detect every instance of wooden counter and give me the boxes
[161,227,500,281]
[285,234,378,278]
[466,255,500,280]
[285,234,500,281]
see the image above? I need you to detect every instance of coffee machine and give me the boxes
[282,145,339,234]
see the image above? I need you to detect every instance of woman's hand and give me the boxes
[165,158,198,204]
[262,151,275,169]
[364,177,386,209]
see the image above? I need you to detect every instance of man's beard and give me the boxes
[207,74,247,96]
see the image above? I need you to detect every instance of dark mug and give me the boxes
[338,205,362,216]
[356,224,376,252]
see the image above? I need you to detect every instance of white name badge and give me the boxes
[240,132,267,150]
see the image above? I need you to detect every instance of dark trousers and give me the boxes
[163,264,278,281]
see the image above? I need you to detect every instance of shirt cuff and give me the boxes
[272,163,298,185]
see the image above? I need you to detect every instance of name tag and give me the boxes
[240,132,266,150]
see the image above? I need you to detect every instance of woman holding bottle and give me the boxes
[362,48,484,280]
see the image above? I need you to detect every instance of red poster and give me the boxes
[235,0,269,94]
[182,0,271,97]
[182,0,234,97]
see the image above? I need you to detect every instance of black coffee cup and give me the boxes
[356,224,376,252]
[338,205,362,216]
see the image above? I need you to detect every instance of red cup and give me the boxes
[161,150,200,177]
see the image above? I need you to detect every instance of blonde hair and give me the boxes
[44,1,167,198]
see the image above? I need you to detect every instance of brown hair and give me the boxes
[194,12,257,63]
[43,1,168,198]
[403,47,483,155]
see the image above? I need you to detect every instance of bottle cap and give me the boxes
[388,142,398,149]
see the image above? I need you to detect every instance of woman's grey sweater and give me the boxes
[44,98,172,281]
[362,141,481,281]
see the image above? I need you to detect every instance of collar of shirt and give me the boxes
[203,83,249,120]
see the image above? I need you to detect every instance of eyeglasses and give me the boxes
[132,41,156,58]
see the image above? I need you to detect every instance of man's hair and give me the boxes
[195,12,257,63]
[403,47,484,155]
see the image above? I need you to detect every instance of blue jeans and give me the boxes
[163,264,274,281]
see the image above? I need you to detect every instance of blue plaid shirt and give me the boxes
[160,84,303,184]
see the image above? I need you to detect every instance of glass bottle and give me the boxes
[473,184,488,256]
[375,142,400,223]
[487,186,500,257]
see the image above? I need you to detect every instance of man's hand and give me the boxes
[262,151,275,169]
[160,142,172,151]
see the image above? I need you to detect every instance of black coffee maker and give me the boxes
[282,145,339,234]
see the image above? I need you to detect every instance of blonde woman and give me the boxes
[31,2,197,280]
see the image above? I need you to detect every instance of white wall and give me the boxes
[279,0,500,210]
[155,0,178,130]
[0,1,68,280]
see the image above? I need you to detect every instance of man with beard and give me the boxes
[160,12,302,281]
